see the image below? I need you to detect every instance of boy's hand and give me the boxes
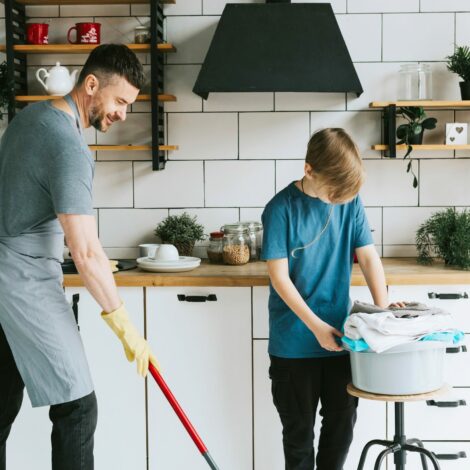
[311,320,344,352]
[389,301,407,308]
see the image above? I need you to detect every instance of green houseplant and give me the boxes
[446,45,470,100]
[154,212,205,256]
[416,208,470,269]
[396,106,437,188]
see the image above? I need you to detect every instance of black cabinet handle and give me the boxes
[436,451,467,460]
[177,294,217,302]
[446,345,468,354]
[426,400,467,408]
[428,292,468,299]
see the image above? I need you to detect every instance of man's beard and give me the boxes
[89,105,107,132]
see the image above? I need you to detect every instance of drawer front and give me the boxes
[390,441,470,470]
[387,389,470,441]
[253,286,270,339]
[445,335,470,387]
[388,285,470,332]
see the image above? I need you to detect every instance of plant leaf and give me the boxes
[422,117,437,130]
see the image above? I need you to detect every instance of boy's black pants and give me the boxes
[269,354,358,470]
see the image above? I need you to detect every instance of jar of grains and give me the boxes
[207,231,224,263]
[221,224,251,265]
[239,221,263,260]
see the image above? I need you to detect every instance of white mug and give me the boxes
[139,243,160,258]
[151,244,179,261]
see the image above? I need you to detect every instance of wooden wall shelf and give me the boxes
[15,94,176,102]
[370,101,470,109]
[89,145,178,152]
[0,43,176,54]
[372,144,470,151]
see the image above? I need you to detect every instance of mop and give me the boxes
[149,363,220,470]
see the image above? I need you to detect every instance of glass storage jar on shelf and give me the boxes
[398,63,432,100]
[221,224,251,265]
[238,221,263,261]
[207,231,224,264]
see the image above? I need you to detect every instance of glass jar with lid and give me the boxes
[238,221,263,260]
[134,25,150,44]
[207,231,224,264]
[221,224,250,265]
[398,63,432,100]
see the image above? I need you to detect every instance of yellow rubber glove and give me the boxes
[102,303,160,377]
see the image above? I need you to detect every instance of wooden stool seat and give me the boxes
[347,383,450,402]
[347,383,451,470]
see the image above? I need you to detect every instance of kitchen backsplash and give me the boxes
[1,0,469,259]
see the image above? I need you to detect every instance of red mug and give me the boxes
[67,22,101,44]
[26,23,49,45]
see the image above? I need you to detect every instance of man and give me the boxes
[0,44,158,470]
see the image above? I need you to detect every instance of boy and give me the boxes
[261,128,395,470]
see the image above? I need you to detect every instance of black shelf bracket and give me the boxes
[151,0,166,171]
[4,0,28,122]
[383,104,396,158]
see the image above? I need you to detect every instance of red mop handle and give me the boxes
[148,362,207,454]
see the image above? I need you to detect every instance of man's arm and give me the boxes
[58,213,121,313]
[355,244,389,308]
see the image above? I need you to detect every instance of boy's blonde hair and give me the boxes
[305,128,364,203]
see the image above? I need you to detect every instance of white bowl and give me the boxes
[151,244,179,261]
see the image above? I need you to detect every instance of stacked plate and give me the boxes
[136,256,201,273]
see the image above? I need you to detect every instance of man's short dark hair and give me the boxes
[77,43,146,90]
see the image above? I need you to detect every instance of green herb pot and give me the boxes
[409,130,424,145]
[459,81,470,100]
[170,240,195,257]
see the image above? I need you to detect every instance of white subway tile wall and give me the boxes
[1,2,466,258]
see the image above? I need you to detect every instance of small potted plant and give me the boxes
[416,208,470,270]
[154,212,205,256]
[396,106,437,188]
[446,45,470,100]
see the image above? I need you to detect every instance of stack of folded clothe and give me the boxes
[342,301,464,353]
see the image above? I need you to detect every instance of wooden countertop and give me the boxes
[63,258,470,287]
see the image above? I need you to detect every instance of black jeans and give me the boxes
[269,354,358,470]
[0,323,97,470]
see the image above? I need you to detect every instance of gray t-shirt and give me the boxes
[0,99,94,237]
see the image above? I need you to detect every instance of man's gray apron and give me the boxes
[0,95,94,407]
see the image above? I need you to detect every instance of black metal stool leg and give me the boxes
[357,440,392,470]
[374,445,400,470]
[403,444,441,470]
[406,439,429,470]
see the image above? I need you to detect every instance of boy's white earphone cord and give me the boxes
[291,189,334,259]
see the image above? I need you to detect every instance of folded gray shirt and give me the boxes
[350,300,448,319]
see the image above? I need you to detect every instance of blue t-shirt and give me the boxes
[261,181,373,358]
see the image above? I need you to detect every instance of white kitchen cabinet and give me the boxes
[388,285,470,333]
[253,340,284,470]
[7,287,147,470]
[445,335,470,387]
[394,441,470,469]
[253,286,270,339]
[387,389,470,441]
[146,287,252,470]
[253,340,387,470]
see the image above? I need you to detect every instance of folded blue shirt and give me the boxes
[342,330,464,352]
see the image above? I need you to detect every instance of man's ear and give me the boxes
[84,74,99,97]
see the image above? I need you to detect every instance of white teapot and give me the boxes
[36,62,79,96]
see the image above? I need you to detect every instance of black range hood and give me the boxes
[193,1,363,99]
